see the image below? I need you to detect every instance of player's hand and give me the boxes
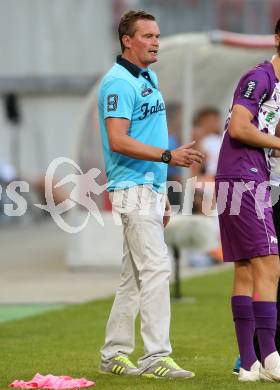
[169,141,204,167]
[163,197,171,227]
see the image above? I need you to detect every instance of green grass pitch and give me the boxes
[0,270,278,389]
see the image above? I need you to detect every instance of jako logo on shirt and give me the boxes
[243,80,257,99]
[138,99,166,120]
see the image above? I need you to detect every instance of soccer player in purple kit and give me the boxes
[216,19,280,382]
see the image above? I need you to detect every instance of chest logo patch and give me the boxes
[141,83,153,97]
[266,111,276,123]
[138,99,166,120]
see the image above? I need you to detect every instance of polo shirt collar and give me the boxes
[116,55,142,78]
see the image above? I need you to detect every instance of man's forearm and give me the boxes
[271,149,280,157]
[271,122,280,156]
[275,121,280,138]
[111,134,164,161]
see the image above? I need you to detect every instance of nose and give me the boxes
[152,35,159,46]
[152,36,159,47]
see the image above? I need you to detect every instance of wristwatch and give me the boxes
[161,149,172,164]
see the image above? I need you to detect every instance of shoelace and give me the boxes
[115,356,136,368]
[161,357,182,370]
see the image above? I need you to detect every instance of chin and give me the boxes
[147,57,158,65]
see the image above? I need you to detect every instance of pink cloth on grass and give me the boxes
[9,373,95,389]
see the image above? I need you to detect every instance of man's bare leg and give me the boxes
[251,255,279,301]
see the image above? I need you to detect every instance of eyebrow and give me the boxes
[143,33,160,37]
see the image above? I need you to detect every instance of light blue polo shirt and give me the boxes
[98,56,168,193]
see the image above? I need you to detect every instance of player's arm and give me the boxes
[275,120,280,138]
[106,117,203,167]
[228,105,280,150]
[271,121,280,157]
[228,69,280,150]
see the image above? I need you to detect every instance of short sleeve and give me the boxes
[103,78,136,120]
[234,70,270,117]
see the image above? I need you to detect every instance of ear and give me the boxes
[122,35,132,51]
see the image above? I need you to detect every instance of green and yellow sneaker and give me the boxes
[141,357,195,379]
[100,356,139,376]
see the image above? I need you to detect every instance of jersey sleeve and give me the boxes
[103,78,136,120]
[234,69,270,117]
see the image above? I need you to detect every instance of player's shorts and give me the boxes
[215,179,279,262]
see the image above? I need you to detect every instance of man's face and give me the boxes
[123,19,160,67]
[199,114,221,135]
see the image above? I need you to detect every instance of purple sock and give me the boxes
[231,296,257,371]
[253,301,277,365]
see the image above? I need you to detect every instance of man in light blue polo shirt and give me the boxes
[98,9,203,379]
[99,54,168,193]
